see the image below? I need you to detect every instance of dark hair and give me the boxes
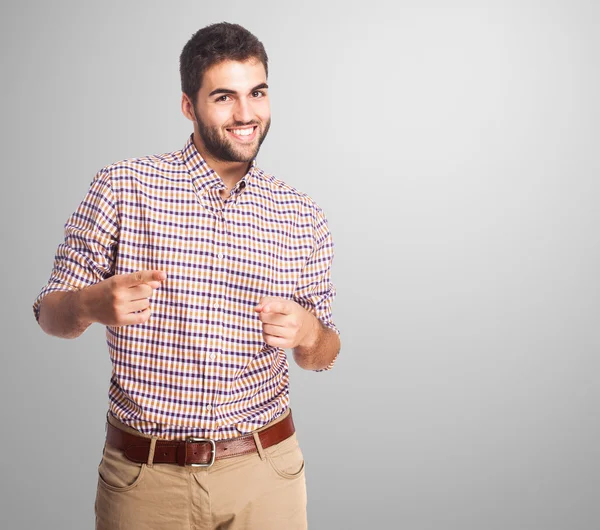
[179,22,269,105]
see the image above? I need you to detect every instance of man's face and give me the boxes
[192,58,271,163]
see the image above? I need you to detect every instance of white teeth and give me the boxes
[231,128,254,136]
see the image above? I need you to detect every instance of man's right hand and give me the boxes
[81,270,167,327]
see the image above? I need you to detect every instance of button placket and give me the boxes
[206,202,230,428]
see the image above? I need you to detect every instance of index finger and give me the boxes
[124,270,167,287]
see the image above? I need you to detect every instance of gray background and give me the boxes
[2,0,599,528]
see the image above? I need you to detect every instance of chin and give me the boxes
[229,146,260,162]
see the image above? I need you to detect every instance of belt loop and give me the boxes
[147,436,158,467]
[252,431,266,461]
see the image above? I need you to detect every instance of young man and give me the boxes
[32,22,340,530]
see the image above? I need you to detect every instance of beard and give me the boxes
[193,106,271,163]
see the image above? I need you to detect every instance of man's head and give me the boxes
[180,23,271,164]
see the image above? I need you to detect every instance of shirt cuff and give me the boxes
[32,280,79,324]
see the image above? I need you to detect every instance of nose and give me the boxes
[233,98,253,124]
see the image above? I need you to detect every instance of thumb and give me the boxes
[255,296,276,312]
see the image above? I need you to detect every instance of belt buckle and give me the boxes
[186,437,216,467]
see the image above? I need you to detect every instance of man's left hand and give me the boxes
[254,296,317,349]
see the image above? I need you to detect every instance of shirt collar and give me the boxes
[181,133,257,196]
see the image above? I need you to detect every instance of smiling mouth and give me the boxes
[226,126,258,142]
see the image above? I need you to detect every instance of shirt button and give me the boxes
[209,354,216,361]
[213,302,219,309]
[206,405,212,412]
[217,252,224,259]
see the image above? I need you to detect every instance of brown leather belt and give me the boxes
[106,412,295,467]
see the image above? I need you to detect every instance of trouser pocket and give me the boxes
[264,433,305,479]
[97,441,147,492]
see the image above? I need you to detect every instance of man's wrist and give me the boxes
[297,310,320,350]
[73,285,95,328]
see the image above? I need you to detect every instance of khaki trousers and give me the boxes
[95,409,307,530]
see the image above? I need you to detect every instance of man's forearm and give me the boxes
[293,312,340,371]
[38,289,93,339]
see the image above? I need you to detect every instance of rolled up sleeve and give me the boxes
[33,168,119,323]
[292,203,340,371]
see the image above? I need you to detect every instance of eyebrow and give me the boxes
[208,83,269,98]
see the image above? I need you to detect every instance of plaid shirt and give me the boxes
[33,134,339,440]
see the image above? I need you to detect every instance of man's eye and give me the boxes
[252,91,265,98]
[217,95,231,102]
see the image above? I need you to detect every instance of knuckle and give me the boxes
[108,287,123,302]
[110,296,123,310]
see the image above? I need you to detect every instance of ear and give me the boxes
[181,93,195,122]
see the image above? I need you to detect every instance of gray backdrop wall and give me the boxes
[2,0,599,528]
